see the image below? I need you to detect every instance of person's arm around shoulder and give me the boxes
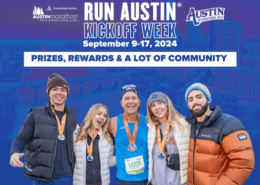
[108,117,117,167]
[108,141,116,167]
[108,117,117,138]
[10,110,35,168]
[216,118,255,185]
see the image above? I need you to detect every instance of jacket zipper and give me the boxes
[93,138,96,183]
[49,123,58,183]
[193,133,196,185]
[193,127,199,185]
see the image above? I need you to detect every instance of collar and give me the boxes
[87,127,103,136]
[147,121,156,133]
[46,99,76,117]
[185,105,222,127]
[97,128,103,136]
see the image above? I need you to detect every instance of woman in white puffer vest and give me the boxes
[73,104,116,185]
[146,92,190,185]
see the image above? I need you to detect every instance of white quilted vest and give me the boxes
[73,128,116,185]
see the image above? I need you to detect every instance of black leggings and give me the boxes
[117,179,148,185]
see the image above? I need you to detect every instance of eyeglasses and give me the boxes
[121,84,138,96]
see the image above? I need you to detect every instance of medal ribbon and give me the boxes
[156,122,170,153]
[50,105,67,136]
[122,113,140,145]
[86,129,100,157]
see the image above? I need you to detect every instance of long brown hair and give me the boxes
[147,94,184,131]
[76,104,112,143]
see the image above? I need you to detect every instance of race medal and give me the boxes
[156,122,170,159]
[158,152,166,159]
[125,155,145,175]
[86,129,100,161]
[158,153,164,159]
[58,134,65,140]
[123,114,139,152]
[50,105,67,142]
[127,144,137,152]
[87,155,93,161]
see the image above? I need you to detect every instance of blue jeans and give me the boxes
[32,176,73,185]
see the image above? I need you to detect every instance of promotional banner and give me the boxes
[1,0,259,184]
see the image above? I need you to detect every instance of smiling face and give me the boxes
[49,86,68,107]
[187,90,209,117]
[92,106,108,129]
[121,91,141,115]
[150,101,168,121]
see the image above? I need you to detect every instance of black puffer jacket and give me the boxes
[23,101,77,182]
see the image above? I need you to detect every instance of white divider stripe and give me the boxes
[24,52,237,67]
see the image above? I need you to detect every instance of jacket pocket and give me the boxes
[32,148,41,166]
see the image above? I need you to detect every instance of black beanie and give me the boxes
[46,73,69,95]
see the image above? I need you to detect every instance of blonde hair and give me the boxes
[147,95,184,131]
[76,104,112,143]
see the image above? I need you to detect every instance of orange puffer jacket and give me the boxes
[186,105,255,185]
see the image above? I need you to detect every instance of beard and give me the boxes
[189,101,209,118]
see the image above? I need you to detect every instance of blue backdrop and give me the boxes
[1,0,259,184]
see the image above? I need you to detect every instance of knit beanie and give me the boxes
[46,73,69,95]
[185,83,211,105]
[147,92,168,109]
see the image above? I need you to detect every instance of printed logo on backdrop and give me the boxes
[33,6,44,16]
[46,6,52,11]
[53,7,77,10]
[33,6,78,22]
[186,7,225,26]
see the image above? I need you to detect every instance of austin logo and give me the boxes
[33,6,49,19]
[186,7,225,26]
[32,6,78,21]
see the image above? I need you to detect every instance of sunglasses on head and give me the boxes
[121,84,138,96]
[121,84,137,90]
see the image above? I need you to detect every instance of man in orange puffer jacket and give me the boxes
[185,83,255,185]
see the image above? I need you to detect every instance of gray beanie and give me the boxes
[147,92,168,109]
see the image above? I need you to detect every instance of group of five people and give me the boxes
[10,73,255,185]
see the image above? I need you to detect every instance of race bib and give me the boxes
[124,155,145,175]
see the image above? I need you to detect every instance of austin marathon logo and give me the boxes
[186,7,225,26]
[32,6,78,22]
